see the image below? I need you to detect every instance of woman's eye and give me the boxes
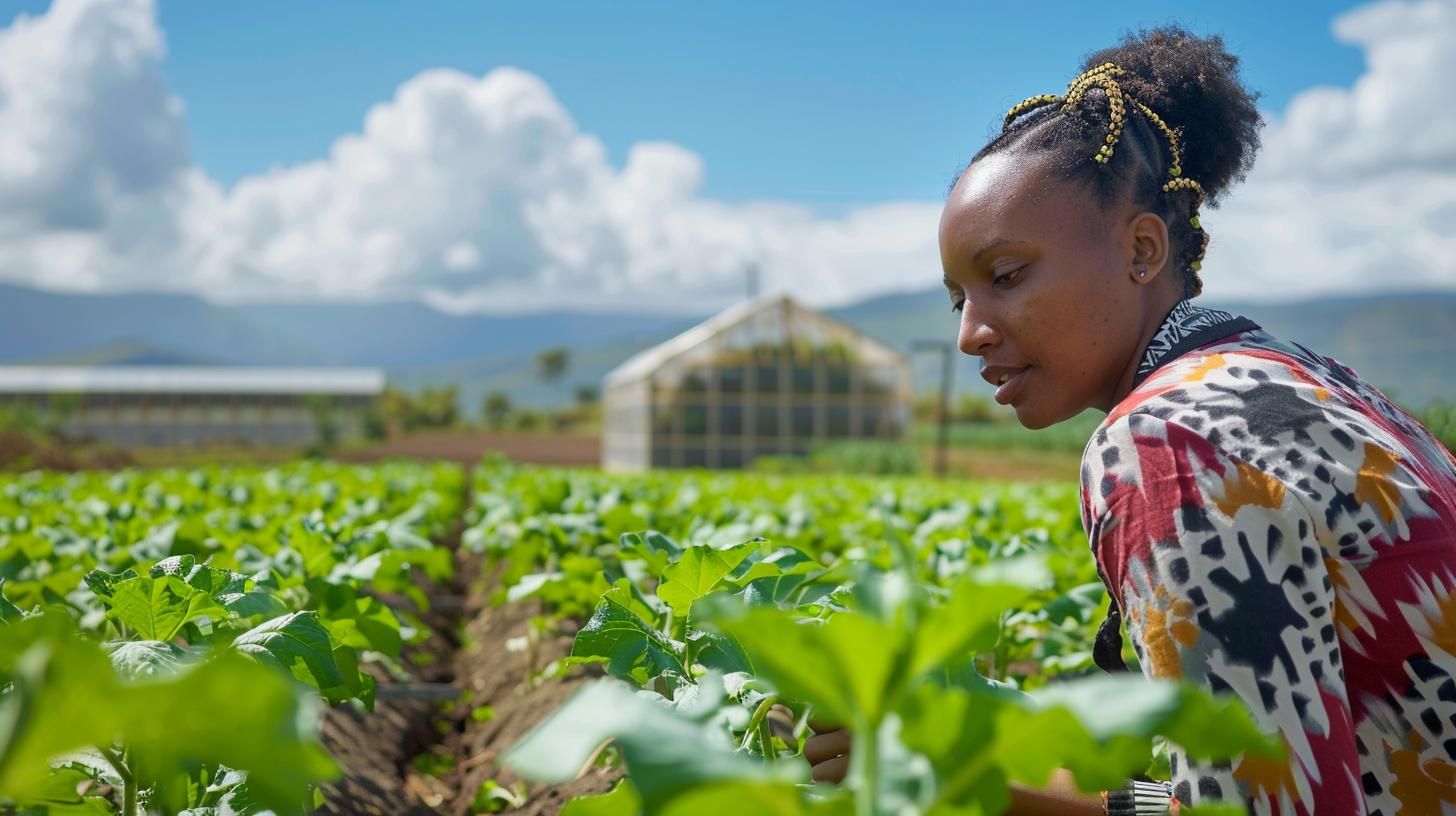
[993,268,1021,287]
[950,299,965,314]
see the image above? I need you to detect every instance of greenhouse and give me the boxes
[601,295,912,471]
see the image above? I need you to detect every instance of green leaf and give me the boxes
[688,629,753,676]
[0,614,335,813]
[1027,675,1281,763]
[106,640,191,679]
[898,684,1011,815]
[658,780,841,816]
[219,590,290,621]
[0,617,121,797]
[0,578,22,623]
[727,547,817,586]
[332,596,404,657]
[106,575,226,642]
[995,675,1283,793]
[657,542,758,617]
[618,531,686,580]
[505,679,803,813]
[3,766,112,815]
[572,593,686,687]
[122,650,338,813]
[322,645,375,711]
[82,567,138,599]
[149,555,248,597]
[706,604,902,727]
[561,779,642,816]
[234,611,345,700]
[908,576,1036,678]
[507,572,563,602]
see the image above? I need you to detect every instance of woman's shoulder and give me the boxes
[1101,328,1423,450]
[1081,328,1456,536]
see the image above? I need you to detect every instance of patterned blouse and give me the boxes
[1080,300,1456,815]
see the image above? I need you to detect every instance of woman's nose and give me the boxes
[957,304,1000,357]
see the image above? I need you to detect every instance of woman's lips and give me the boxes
[993,367,1030,405]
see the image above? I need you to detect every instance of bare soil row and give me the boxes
[316,470,617,816]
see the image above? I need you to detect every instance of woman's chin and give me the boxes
[1013,408,1055,431]
[1012,398,1077,431]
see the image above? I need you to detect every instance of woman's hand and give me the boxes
[803,720,851,783]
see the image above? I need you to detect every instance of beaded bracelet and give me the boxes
[1103,779,1175,815]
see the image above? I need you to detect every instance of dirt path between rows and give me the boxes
[314,468,618,816]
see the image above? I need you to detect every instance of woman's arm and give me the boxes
[1007,770,1104,815]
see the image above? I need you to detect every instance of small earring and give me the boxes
[1136,266,1148,279]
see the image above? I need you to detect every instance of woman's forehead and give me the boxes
[941,154,1099,253]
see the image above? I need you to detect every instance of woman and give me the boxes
[806,26,1456,816]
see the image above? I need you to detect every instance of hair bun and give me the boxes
[1081,26,1263,205]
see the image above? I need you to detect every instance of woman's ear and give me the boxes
[1127,211,1170,283]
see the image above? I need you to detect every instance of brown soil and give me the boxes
[435,578,621,815]
[315,570,616,815]
[314,470,617,816]
[315,522,469,814]
[0,429,134,472]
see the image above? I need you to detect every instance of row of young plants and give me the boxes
[463,460,1279,815]
[0,461,465,815]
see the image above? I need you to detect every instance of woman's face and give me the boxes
[939,151,1172,429]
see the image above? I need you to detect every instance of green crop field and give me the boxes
[0,458,1274,815]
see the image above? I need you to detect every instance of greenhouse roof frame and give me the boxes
[603,294,907,388]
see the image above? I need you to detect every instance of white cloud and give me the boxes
[1204,0,1456,300]
[189,70,942,312]
[0,0,215,293]
[0,0,1450,312]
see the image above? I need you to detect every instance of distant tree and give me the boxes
[573,385,599,407]
[512,409,544,431]
[483,391,513,430]
[378,388,416,433]
[537,347,570,383]
[415,386,459,429]
[362,408,388,441]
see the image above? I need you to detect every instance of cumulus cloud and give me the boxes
[0,0,1450,312]
[0,0,215,293]
[194,70,941,312]
[1204,0,1456,300]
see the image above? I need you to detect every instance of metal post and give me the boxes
[912,340,954,478]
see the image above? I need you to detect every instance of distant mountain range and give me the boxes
[2,281,1454,411]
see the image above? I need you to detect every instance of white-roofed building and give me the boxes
[602,295,911,472]
[0,366,385,448]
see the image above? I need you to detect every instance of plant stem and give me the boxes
[680,610,696,669]
[100,746,137,816]
[850,718,878,816]
[739,695,778,755]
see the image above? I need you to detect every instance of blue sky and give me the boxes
[7,0,1371,210]
[2,0,1449,311]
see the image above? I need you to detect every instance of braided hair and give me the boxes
[962,27,1264,299]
